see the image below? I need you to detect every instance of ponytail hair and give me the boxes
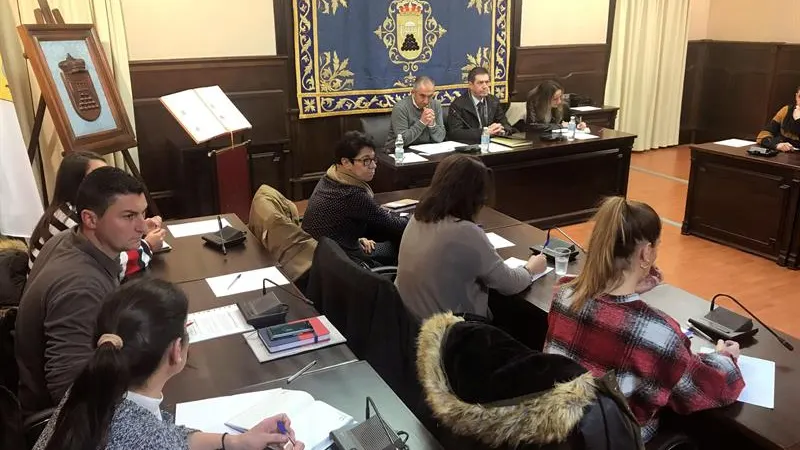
[567,197,661,311]
[44,279,188,450]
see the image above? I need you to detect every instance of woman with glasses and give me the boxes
[302,131,408,266]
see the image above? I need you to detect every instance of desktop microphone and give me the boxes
[710,293,793,351]
[262,276,314,307]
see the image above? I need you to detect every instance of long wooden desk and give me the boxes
[372,128,636,228]
[149,214,274,284]
[233,361,443,450]
[485,221,800,450]
[685,143,800,268]
[163,279,357,406]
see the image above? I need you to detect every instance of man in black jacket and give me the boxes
[446,66,513,144]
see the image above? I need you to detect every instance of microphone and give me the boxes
[262,277,314,307]
[710,294,793,351]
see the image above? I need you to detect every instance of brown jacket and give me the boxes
[15,229,119,416]
[248,185,317,282]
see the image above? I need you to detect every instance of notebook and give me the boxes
[382,198,419,209]
[258,316,330,353]
[225,389,356,450]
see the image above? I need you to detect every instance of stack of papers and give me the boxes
[176,389,356,450]
[504,257,554,282]
[571,106,602,112]
[168,218,232,238]
[714,138,757,148]
[390,152,428,163]
[699,348,775,408]
[186,304,253,343]
[486,232,515,249]
[409,141,465,155]
[244,315,347,363]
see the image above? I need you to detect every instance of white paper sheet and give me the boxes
[699,348,775,408]
[488,142,512,153]
[714,138,757,148]
[409,141,466,155]
[486,232,515,249]
[390,152,428,163]
[167,218,232,238]
[503,257,554,282]
[205,266,290,297]
[195,85,252,132]
[186,304,254,343]
[574,132,600,140]
[175,389,283,434]
[160,90,228,144]
[571,106,602,112]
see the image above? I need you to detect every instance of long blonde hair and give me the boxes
[567,197,661,311]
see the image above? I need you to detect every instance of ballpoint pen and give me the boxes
[227,273,242,291]
[287,360,317,384]
[277,420,296,446]
[217,215,227,255]
[543,228,551,250]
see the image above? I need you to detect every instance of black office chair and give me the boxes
[359,115,392,152]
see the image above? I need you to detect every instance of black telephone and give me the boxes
[746,146,778,157]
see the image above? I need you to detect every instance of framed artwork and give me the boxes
[17,24,136,155]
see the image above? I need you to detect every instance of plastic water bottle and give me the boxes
[394,134,404,164]
[480,127,490,153]
[567,116,577,141]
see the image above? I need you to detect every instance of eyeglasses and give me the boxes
[351,157,378,167]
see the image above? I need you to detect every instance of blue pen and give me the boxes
[277,420,296,445]
[543,229,551,249]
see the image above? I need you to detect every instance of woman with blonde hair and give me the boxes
[544,197,744,443]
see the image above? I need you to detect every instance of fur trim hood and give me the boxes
[417,313,597,447]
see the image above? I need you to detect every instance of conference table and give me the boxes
[147,213,442,449]
[371,128,637,228]
[375,188,799,450]
[685,142,800,268]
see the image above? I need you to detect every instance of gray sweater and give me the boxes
[385,95,446,149]
[34,394,196,450]
[395,216,532,320]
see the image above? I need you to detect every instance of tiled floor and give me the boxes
[559,145,800,338]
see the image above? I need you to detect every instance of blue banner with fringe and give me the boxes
[293,0,511,118]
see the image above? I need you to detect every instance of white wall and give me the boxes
[122,0,277,60]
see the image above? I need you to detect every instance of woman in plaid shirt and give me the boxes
[544,197,744,442]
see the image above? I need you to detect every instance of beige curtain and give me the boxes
[605,0,690,151]
[6,0,138,196]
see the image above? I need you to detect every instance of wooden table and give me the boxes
[233,361,443,450]
[149,214,274,284]
[296,187,522,232]
[685,143,800,267]
[570,105,619,130]
[372,128,636,228]
[163,279,357,407]
[485,218,800,450]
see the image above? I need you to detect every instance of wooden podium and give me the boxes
[161,86,252,220]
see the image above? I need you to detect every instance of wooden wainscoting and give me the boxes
[512,44,609,104]
[680,40,800,145]
[130,56,290,218]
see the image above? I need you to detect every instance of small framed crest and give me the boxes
[17,24,136,155]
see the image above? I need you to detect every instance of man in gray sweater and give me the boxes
[385,76,446,149]
[15,167,148,416]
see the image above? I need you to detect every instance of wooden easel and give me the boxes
[23,0,160,216]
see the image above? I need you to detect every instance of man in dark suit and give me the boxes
[446,66,513,144]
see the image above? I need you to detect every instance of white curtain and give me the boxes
[6,0,138,196]
[605,0,690,152]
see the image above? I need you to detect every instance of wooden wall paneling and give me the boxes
[130,57,289,218]
[694,42,779,143]
[680,41,707,144]
[512,44,609,105]
[769,45,800,120]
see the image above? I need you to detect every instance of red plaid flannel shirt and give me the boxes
[544,283,745,441]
